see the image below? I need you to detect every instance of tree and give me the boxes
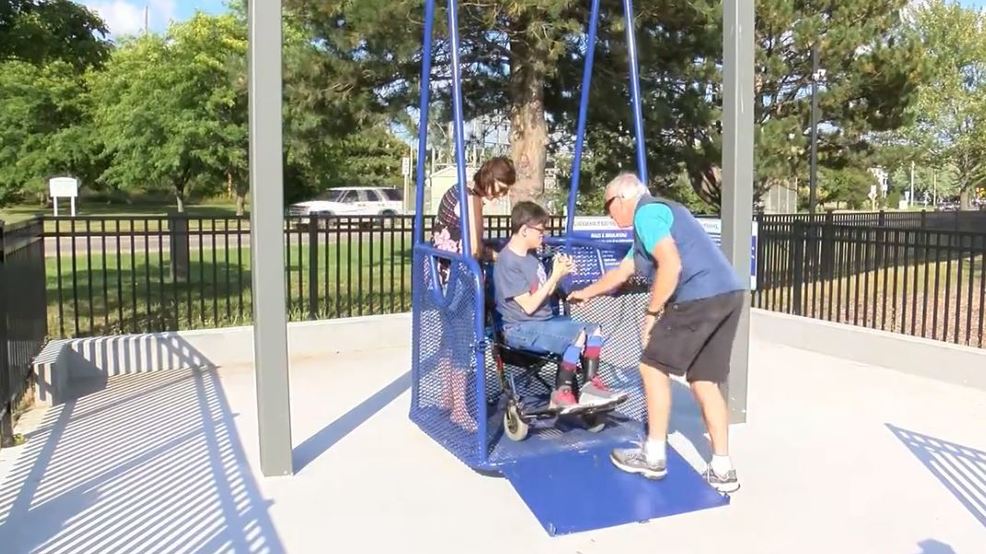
[0,0,110,70]
[895,0,986,210]
[545,0,924,211]
[284,0,596,202]
[817,166,876,210]
[89,14,248,212]
[0,60,100,205]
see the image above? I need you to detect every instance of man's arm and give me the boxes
[568,256,634,301]
[646,236,682,314]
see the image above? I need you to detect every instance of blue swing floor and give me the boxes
[500,442,730,536]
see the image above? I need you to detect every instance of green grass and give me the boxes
[46,240,415,338]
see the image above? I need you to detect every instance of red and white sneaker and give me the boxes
[579,376,629,407]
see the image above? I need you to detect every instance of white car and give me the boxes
[289,187,404,227]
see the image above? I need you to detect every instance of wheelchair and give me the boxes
[482,254,627,442]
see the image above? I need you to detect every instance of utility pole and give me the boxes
[144,5,149,35]
[808,41,820,215]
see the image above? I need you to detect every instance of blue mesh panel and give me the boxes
[409,248,486,468]
[412,240,653,471]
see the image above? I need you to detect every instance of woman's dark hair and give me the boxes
[472,156,516,197]
[510,201,549,235]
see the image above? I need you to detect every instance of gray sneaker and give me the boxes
[578,377,628,408]
[705,467,740,493]
[609,446,667,480]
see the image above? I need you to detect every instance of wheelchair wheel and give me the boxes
[504,403,529,441]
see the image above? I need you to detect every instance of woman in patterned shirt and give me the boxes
[430,156,516,431]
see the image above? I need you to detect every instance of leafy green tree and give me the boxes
[818,166,876,210]
[895,0,986,210]
[549,0,924,211]
[284,0,596,202]
[0,0,110,70]
[0,60,101,205]
[89,14,248,212]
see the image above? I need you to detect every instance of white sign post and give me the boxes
[402,155,412,213]
[49,177,79,217]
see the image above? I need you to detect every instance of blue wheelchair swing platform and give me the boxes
[408,0,730,535]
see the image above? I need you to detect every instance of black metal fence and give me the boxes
[36,210,986,349]
[0,219,47,445]
[754,219,986,347]
[767,209,986,233]
[42,214,569,338]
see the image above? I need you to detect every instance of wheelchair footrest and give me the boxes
[516,395,626,422]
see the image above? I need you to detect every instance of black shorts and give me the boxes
[641,290,744,383]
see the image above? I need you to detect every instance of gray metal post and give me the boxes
[721,0,754,424]
[248,0,293,476]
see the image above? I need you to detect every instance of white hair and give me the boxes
[604,172,647,200]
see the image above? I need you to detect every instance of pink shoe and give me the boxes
[550,387,578,413]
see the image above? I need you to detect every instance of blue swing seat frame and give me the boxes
[408,0,655,472]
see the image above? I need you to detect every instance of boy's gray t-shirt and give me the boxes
[493,248,553,325]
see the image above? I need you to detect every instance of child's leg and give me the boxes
[578,325,629,405]
[557,330,587,391]
[582,327,604,381]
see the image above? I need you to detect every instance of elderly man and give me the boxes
[568,173,744,493]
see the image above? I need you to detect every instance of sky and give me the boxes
[78,0,229,37]
[79,0,986,39]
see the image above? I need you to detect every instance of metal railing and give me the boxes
[42,214,568,338]
[0,219,47,446]
[37,210,986,348]
[762,209,986,232]
[754,219,986,348]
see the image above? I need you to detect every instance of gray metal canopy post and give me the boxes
[721,0,754,424]
[248,0,293,476]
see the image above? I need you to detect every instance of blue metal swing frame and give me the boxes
[409,0,654,472]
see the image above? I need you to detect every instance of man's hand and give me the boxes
[567,288,590,304]
[641,313,657,347]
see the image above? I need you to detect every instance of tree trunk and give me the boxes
[174,182,186,213]
[959,188,972,211]
[508,29,548,203]
[688,164,721,208]
[229,171,246,216]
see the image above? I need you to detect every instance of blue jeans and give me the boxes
[502,316,600,356]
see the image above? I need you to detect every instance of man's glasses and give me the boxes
[603,196,618,213]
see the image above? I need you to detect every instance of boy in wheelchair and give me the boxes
[492,201,628,413]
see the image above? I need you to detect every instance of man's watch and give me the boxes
[645,308,663,317]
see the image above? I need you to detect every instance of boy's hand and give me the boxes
[551,254,574,280]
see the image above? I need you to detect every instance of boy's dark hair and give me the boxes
[510,201,550,235]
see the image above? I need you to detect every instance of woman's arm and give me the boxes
[466,194,485,259]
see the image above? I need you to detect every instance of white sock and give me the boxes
[644,438,666,464]
[710,455,733,475]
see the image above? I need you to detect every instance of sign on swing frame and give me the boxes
[570,215,758,290]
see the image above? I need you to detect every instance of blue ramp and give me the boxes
[501,444,729,536]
